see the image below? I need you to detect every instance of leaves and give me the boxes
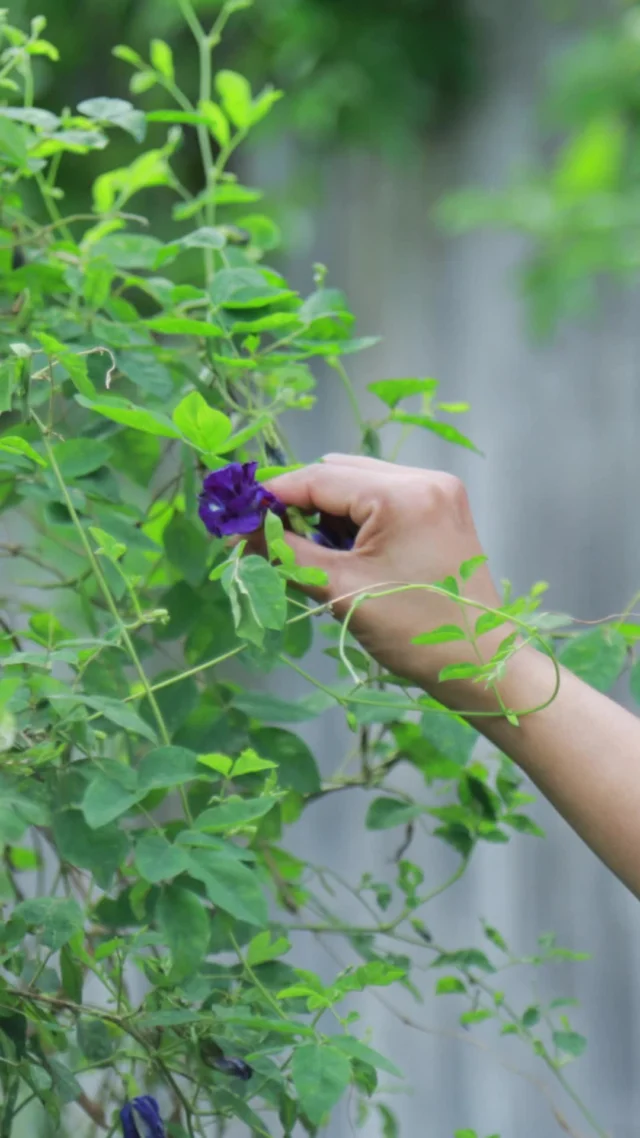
[135,832,190,883]
[187,848,269,926]
[75,395,181,438]
[14,897,83,949]
[157,885,210,983]
[365,798,425,830]
[292,1044,351,1124]
[222,555,287,646]
[559,629,626,692]
[172,391,232,453]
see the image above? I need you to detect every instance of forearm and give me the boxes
[445,645,640,897]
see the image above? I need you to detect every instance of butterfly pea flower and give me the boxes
[212,1056,254,1081]
[198,461,285,538]
[120,1096,166,1138]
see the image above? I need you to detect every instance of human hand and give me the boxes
[266,454,509,701]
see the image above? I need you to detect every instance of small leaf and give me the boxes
[365,798,425,831]
[137,746,201,792]
[391,412,481,454]
[459,555,488,581]
[329,1035,402,1078]
[368,377,439,409]
[198,100,230,148]
[215,70,253,129]
[436,977,466,995]
[560,629,626,693]
[150,39,174,81]
[75,395,180,438]
[0,436,46,467]
[412,624,467,646]
[194,795,278,832]
[553,1030,587,1058]
[172,390,232,453]
[187,848,268,926]
[135,832,190,883]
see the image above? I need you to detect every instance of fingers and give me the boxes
[266,461,386,527]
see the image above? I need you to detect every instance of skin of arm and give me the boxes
[264,453,640,899]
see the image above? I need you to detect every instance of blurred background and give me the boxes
[6,0,640,1134]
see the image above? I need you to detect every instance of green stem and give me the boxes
[332,357,365,432]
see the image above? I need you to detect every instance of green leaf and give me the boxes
[36,333,97,398]
[235,689,335,723]
[559,629,626,693]
[52,438,111,479]
[187,849,268,926]
[555,117,624,196]
[178,227,227,250]
[157,885,210,983]
[198,100,230,148]
[222,555,287,646]
[391,412,481,454]
[459,1009,493,1025]
[232,748,276,776]
[93,233,163,269]
[195,795,278,832]
[81,770,141,829]
[137,746,201,792]
[553,1030,587,1058]
[77,97,146,142]
[135,832,190,883]
[522,1006,541,1028]
[291,1043,351,1125]
[77,1019,114,1062]
[75,395,180,438]
[247,930,291,966]
[436,977,467,995]
[215,70,253,129]
[53,809,128,889]
[145,316,223,338]
[249,727,321,793]
[52,693,158,742]
[329,1035,402,1078]
[172,391,232,453]
[164,513,210,587]
[459,555,488,582]
[14,897,83,949]
[368,378,439,409]
[412,624,467,646]
[365,798,426,830]
[0,118,29,168]
[138,1010,206,1028]
[150,38,174,81]
[209,267,296,310]
[0,436,46,467]
[347,690,414,725]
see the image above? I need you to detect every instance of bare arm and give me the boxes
[265,453,640,898]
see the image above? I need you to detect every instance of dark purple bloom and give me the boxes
[198,461,285,538]
[120,1097,165,1138]
[312,514,357,552]
[213,1056,254,1081]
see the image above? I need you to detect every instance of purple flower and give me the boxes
[213,1056,254,1081]
[198,461,285,538]
[120,1097,165,1138]
[312,514,357,552]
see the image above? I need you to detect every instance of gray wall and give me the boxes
[250,1,640,1135]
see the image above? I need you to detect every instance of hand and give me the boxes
[266,454,508,700]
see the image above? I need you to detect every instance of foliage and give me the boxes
[438,4,640,337]
[0,3,633,1136]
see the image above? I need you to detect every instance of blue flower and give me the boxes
[120,1096,166,1138]
[213,1056,253,1081]
[199,461,285,538]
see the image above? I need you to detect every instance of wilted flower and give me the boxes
[198,461,285,538]
[212,1056,254,1081]
[120,1096,165,1138]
